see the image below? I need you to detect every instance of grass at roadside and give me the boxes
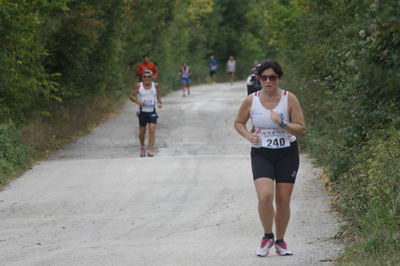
[0,92,126,187]
[0,122,32,186]
[304,129,400,266]
[334,129,400,265]
[337,209,400,266]
[318,164,400,266]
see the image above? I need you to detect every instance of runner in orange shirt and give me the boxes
[136,55,159,81]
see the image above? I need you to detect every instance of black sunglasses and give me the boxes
[260,74,278,81]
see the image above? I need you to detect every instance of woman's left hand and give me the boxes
[270,110,281,124]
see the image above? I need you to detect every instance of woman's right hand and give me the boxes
[248,129,260,145]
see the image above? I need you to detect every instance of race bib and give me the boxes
[142,99,155,112]
[259,128,291,149]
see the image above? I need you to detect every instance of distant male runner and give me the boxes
[180,62,192,97]
[135,55,159,82]
[129,70,162,157]
[208,56,218,83]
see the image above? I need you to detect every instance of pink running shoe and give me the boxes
[256,238,274,257]
[275,241,293,256]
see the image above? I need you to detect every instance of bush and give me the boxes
[339,203,400,265]
[0,122,31,185]
[336,128,400,221]
[334,127,400,264]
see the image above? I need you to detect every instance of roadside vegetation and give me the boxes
[1,0,399,264]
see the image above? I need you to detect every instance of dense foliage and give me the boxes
[0,0,399,263]
[0,0,257,123]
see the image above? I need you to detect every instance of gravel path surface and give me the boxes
[0,82,342,265]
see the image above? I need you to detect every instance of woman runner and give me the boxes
[234,59,306,257]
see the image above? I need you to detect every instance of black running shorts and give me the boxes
[137,111,158,127]
[251,141,299,183]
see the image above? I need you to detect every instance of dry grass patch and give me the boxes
[20,92,125,158]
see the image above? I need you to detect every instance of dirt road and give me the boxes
[0,82,341,265]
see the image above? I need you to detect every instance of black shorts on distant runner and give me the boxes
[251,141,299,183]
[137,111,158,127]
[209,70,217,76]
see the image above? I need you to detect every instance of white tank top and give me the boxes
[250,89,296,149]
[138,82,157,112]
[227,60,236,72]
[181,66,190,78]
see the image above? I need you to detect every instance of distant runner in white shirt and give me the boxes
[129,70,162,157]
[180,62,192,97]
[226,56,236,85]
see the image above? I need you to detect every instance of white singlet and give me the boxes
[250,89,296,149]
[181,66,190,78]
[227,60,236,72]
[138,82,157,112]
